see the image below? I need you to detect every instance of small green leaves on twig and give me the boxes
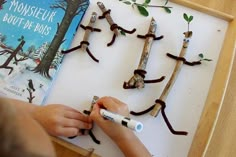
[183,13,193,23]
[120,30,126,36]
[183,13,193,32]
[198,53,212,62]
[118,0,172,17]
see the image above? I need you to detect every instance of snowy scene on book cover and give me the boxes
[0,0,89,104]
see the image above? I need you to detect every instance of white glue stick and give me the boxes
[100,109,143,132]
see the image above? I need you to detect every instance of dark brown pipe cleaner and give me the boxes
[155,99,188,136]
[166,53,201,66]
[61,45,81,54]
[61,41,99,63]
[98,9,111,19]
[123,69,165,89]
[98,9,136,46]
[130,99,188,136]
[107,24,136,46]
[107,34,116,46]
[68,129,100,144]
[88,130,101,144]
[80,24,101,32]
[130,105,155,116]
[80,110,101,144]
[137,34,164,40]
[86,47,99,62]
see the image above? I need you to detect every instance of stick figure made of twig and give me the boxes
[97,1,136,46]
[62,12,101,63]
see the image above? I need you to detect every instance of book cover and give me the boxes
[0,0,89,104]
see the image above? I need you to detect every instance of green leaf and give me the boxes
[131,0,136,2]
[164,7,171,13]
[188,15,194,22]
[145,0,151,4]
[183,13,189,22]
[120,30,126,36]
[203,58,213,62]
[137,5,149,16]
[123,1,132,5]
[198,53,204,58]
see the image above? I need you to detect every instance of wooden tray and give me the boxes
[49,0,236,157]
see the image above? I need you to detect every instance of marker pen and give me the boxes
[100,109,143,132]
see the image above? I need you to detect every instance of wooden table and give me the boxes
[189,1,236,157]
[53,0,236,157]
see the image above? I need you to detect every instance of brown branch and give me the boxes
[81,12,99,51]
[80,12,100,62]
[150,31,193,117]
[50,2,66,11]
[124,18,164,89]
[14,56,28,62]
[75,2,90,15]
[0,49,13,55]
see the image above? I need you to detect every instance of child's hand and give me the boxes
[90,96,151,157]
[32,104,92,137]
[90,96,133,142]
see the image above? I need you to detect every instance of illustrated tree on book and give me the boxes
[0,0,7,10]
[51,50,64,70]
[27,45,36,58]
[0,35,28,75]
[33,0,89,79]
[0,33,8,55]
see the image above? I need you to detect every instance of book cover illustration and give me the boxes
[0,0,89,104]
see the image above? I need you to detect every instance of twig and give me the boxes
[68,96,100,144]
[83,96,100,144]
[123,18,165,89]
[150,31,193,117]
[97,2,119,35]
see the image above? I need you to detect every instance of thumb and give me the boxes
[90,104,103,122]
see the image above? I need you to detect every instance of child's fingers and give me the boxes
[96,97,119,112]
[64,111,91,123]
[96,97,129,116]
[55,127,79,137]
[61,118,92,130]
[90,104,109,123]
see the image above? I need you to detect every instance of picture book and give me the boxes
[0,0,89,104]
